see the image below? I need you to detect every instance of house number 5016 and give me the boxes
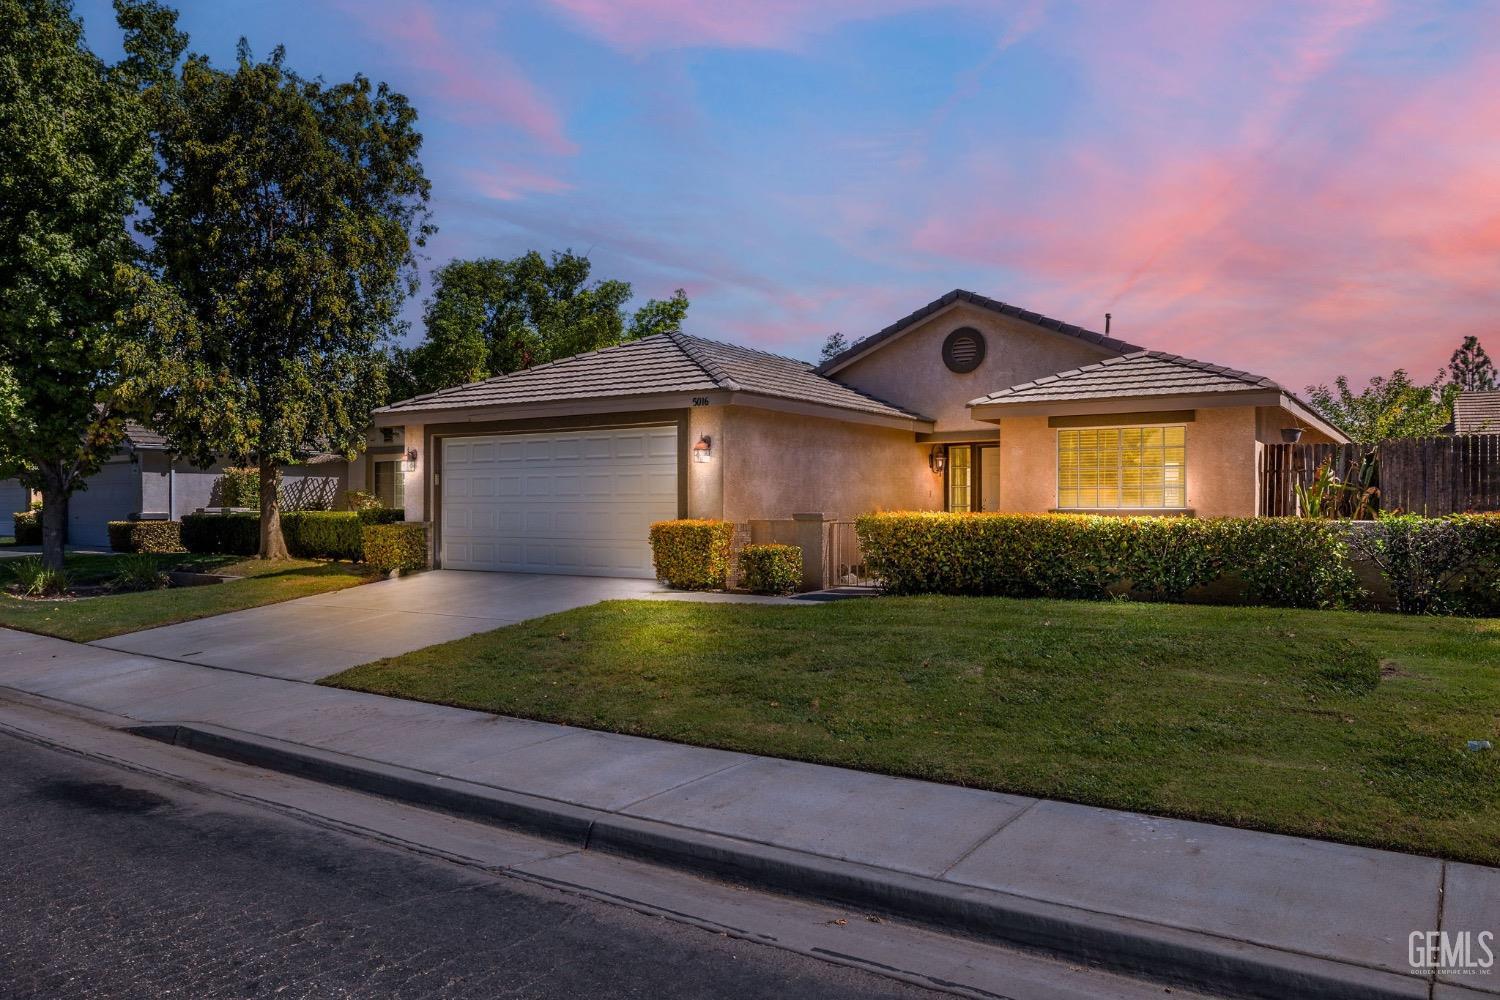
[691,397,711,406]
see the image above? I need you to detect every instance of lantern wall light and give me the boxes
[405,448,419,472]
[928,444,947,474]
[692,435,713,463]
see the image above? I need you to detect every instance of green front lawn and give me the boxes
[0,553,377,642]
[328,597,1500,865]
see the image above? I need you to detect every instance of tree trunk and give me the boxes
[38,466,68,573]
[258,457,289,560]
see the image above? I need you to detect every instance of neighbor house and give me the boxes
[23,423,349,548]
[1453,390,1500,435]
[364,290,1346,579]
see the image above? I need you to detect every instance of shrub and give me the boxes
[362,522,428,573]
[856,512,1362,609]
[217,466,262,508]
[738,543,802,595]
[110,554,170,592]
[13,507,41,545]
[5,556,68,597]
[108,520,184,553]
[358,506,404,526]
[343,490,380,511]
[181,512,260,555]
[282,511,363,561]
[1347,513,1500,615]
[1224,518,1362,609]
[649,519,735,590]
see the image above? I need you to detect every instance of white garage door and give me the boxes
[69,459,139,547]
[441,426,678,578]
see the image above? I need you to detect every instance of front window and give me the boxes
[1057,426,1186,509]
[374,460,405,509]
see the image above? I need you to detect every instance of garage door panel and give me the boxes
[441,427,676,578]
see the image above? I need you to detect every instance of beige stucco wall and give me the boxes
[994,406,1261,517]
[686,405,725,519]
[719,405,938,521]
[1254,405,1340,446]
[830,301,1122,432]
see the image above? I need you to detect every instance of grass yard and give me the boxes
[0,553,377,642]
[328,597,1500,865]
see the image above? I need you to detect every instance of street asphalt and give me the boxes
[0,732,933,1000]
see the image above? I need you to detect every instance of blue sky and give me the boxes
[76,0,1500,386]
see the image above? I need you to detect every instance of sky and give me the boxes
[77,0,1500,388]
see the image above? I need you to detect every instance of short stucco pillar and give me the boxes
[792,512,832,592]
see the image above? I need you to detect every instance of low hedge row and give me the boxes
[855,512,1500,613]
[738,543,802,595]
[649,520,735,589]
[107,520,185,553]
[282,508,403,560]
[363,522,428,573]
[181,512,260,555]
[855,513,1364,608]
[13,508,41,545]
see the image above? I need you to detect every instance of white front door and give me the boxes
[440,426,678,578]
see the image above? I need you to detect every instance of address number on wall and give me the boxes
[691,397,711,406]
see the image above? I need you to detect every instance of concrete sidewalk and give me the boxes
[1,625,1493,999]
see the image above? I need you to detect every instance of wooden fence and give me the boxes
[1259,434,1500,516]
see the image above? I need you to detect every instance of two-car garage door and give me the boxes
[440,426,678,578]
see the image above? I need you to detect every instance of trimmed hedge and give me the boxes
[1347,513,1500,614]
[13,508,41,545]
[282,511,363,560]
[738,543,802,595]
[362,522,428,573]
[107,520,185,553]
[855,513,1361,609]
[649,519,735,590]
[181,512,260,555]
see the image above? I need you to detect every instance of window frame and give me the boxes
[1054,423,1187,512]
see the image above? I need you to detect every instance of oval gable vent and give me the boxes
[942,327,986,373]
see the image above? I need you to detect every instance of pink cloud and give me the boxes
[462,165,574,201]
[334,0,576,155]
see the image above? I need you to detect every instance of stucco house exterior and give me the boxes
[365,290,1345,579]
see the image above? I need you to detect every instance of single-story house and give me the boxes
[18,424,349,548]
[368,289,1347,579]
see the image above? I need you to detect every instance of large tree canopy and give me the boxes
[391,251,688,400]
[1305,369,1458,445]
[0,0,180,569]
[140,40,432,557]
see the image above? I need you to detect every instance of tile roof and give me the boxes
[122,421,167,450]
[378,332,928,422]
[1454,390,1500,434]
[969,351,1281,405]
[816,288,1143,374]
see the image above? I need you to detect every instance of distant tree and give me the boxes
[819,332,849,363]
[1305,370,1458,445]
[397,251,689,398]
[1447,336,1496,392]
[140,40,432,558]
[0,0,180,571]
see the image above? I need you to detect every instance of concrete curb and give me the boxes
[134,722,1430,1000]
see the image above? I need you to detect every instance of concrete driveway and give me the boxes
[91,570,798,681]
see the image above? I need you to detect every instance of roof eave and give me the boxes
[372,389,732,426]
[968,389,1287,421]
[725,390,935,432]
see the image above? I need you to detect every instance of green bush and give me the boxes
[1347,513,1500,615]
[218,466,262,508]
[738,543,802,595]
[649,519,735,589]
[359,507,404,526]
[5,556,68,596]
[855,513,1363,609]
[282,511,363,560]
[110,554,170,592]
[181,512,260,555]
[14,507,41,545]
[362,522,428,573]
[107,520,184,553]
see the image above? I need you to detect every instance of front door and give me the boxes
[946,444,999,512]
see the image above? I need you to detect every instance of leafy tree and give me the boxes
[140,40,432,558]
[396,251,688,398]
[1305,370,1458,445]
[1447,336,1496,392]
[0,0,180,570]
[819,332,849,363]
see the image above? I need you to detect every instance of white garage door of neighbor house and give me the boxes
[69,459,139,547]
[441,427,678,578]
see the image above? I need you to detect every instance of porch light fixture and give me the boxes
[928,444,947,474]
[692,435,713,463]
[405,448,418,472]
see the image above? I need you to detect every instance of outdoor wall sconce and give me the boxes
[928,444,947,473]
[692,435,713,463]
[405,448,419,471]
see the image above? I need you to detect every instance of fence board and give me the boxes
[1259,434,1500,516]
